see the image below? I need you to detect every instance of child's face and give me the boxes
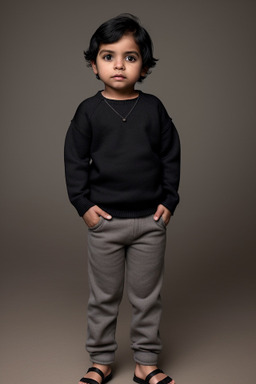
[91,34,146,97]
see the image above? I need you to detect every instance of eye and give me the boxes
[103,54,113,61]
[125,55,136,62]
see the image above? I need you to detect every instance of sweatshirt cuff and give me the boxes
[161,195,180,216]
[74,198,95,217]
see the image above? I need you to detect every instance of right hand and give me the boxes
[83,205,112,228]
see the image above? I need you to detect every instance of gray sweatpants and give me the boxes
[86,215,167,366]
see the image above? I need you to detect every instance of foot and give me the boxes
[79,363,112,384]
[134,364,175,384]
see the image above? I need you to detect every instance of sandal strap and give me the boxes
[133,375,147,384]
[104,372,113,384]
[145,369,163,383]
[80,378,100,384]
[87,367,104,381]
[158,377,172,384]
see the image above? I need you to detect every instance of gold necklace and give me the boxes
[103,96,140,122]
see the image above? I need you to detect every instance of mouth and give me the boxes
[112,74,126,80]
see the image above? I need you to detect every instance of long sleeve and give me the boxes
[159,104,181,214]
[64,107,94,216]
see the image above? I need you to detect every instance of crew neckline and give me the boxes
[99,90,141,102]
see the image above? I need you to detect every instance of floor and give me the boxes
[1,251,255,384]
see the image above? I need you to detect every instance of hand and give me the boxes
[154,204,172,226]
[83,205,112,228]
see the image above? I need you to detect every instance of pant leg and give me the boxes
[86,217,127,364]
[126,215,167,365]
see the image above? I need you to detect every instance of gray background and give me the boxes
[1,1,255,383]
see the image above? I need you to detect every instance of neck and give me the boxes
[102,88,139,100]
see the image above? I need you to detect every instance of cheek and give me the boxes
[129,63,142,73]
[95,62,110,75]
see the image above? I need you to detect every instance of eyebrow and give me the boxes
[98,49,140,57]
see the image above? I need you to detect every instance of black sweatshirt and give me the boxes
[64,91,180,218]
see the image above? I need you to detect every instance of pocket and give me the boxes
[160,216,167,228]
[154,216,167,230]
[88,216,105,231]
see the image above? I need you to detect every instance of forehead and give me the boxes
[98,33,141,54]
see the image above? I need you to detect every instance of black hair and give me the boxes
[84,13,158,82]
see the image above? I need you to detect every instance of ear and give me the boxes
[91,61,98,75]
[141,67,148,78]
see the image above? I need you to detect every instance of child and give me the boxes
[64,13,180,384]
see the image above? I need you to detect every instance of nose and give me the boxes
[114,56,125,70]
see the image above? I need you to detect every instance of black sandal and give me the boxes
[80,367,112,384]
[133,368,173,384]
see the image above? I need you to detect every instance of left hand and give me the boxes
[154,204,172,226]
